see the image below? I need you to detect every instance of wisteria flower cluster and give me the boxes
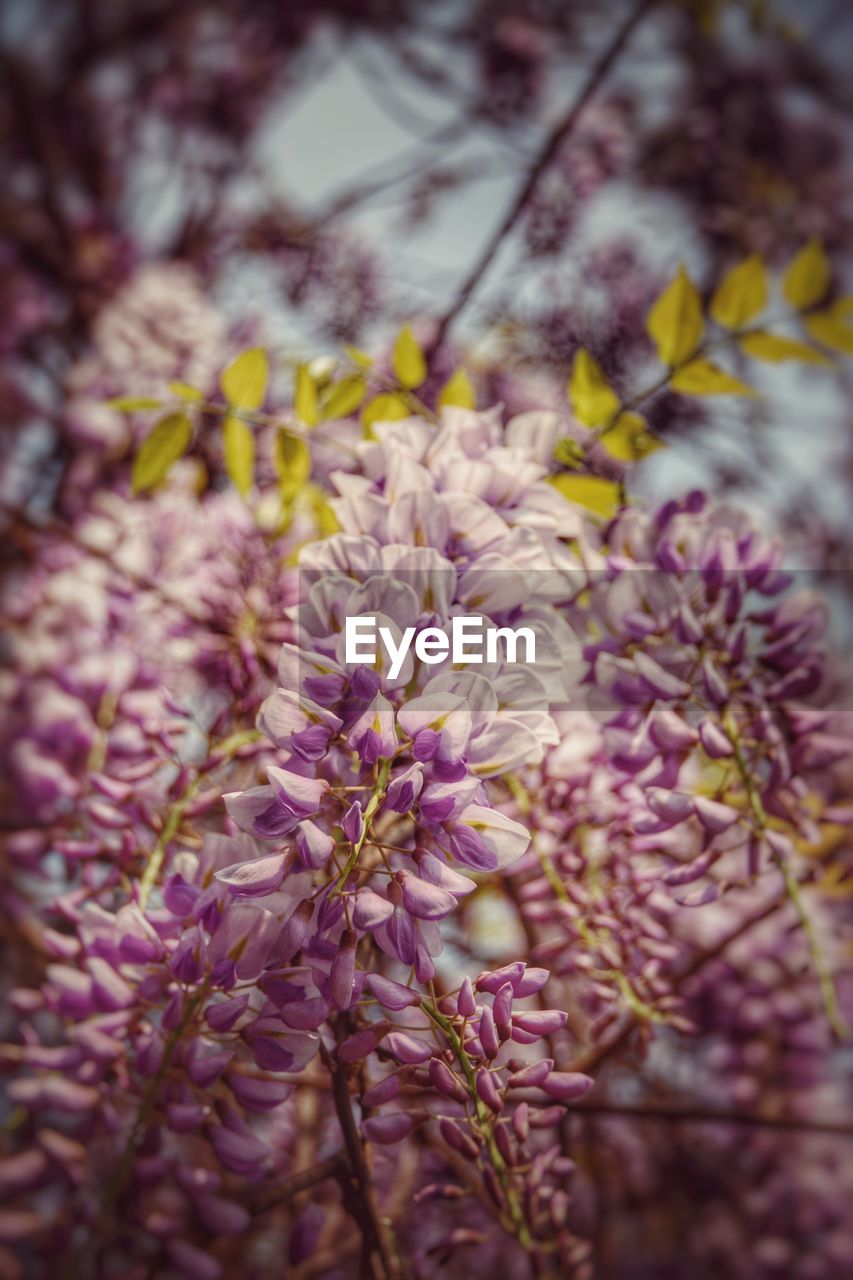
[2,372,852,1280]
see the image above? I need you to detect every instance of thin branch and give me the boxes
[427,0,656,352]
[321,1041,403,1280]
[250,1151,349,1213]
[572,1100,853,1138]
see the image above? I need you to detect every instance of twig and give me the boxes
[250,1150,350,1213]
[571,1100,853,1137]
[427,0,656,353]
[321,1041,403,1280]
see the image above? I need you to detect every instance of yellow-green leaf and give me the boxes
[548,473,622,519]
[132,412,192,494]
[311,486,342,538]
[647,265,704,365]
[392,324,427,389]
[782,239,830,310]
[106,396,164,412]
[220,348,268,410]
[294,364,319,426]
[437,367,476,410]
[834,296,853,324]
[362,393,410,431]
[709,256,768,329]
[567,349,620,428]
[554,437,585,469]
[739,332,831,365]
[600,412,664,461]
[223,414,255,497]
[669,358,757,397]
[344,344,373,369]
[322,374,366,420]
[169,381,205,402]
[803,308,853,355]
[275,430,311,503]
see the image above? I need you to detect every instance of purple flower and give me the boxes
[347,693,397,764]
[215,852,287,897]
[446,804,530,871]
[384,762,424,813]
[342,799,364,845]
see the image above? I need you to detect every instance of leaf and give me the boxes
[567,349,620,428]
[548,473,622,519]
[132,412,192,494]
[220,348,268,410]
[275,430,311,502]
[647,265,704,365]
[739,332,831,365]
[294,364,319,426]
[322,374,366,420]
[437,367,476,410]
[782,239,830,310]
[106,396,164,412]
[223,414,255,497]
[392,325,427,389]
[311,487,342,538]
[169,381,205,402]
[554,437,586,468]
[709,256,768,329]
[803,308,853,356]
[669,359,757,396]
[344,344,374,369]
[362,393,410,430]
[600,412,664,461]
[834,296,853,324]
[274,430,311,483]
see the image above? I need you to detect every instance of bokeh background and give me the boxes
[2,0,853,535]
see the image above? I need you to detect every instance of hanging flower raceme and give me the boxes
[219,406,594,990]
[571,493,851,892]
[346,960,593,1272]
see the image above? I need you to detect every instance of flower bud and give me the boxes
[366,973,420,1010]
[476,1068,503,1112]
[492,982,514,1039]
[429,1056,468,1104]
[438,1117,479,1161]
[457,976,476,1018]
[362,1071,404,1108]
[386,1032,431,1065]
[508,1058,553,1088]
[363,1112,417,1144]
[540,1071,593,1102]
[338,1020,391,1064]
[478,1005,500,1059]
[329,930,357,1010]
[493,1120,516,1166]
[510,1009,567,1038]
[513,1101,530,1142]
